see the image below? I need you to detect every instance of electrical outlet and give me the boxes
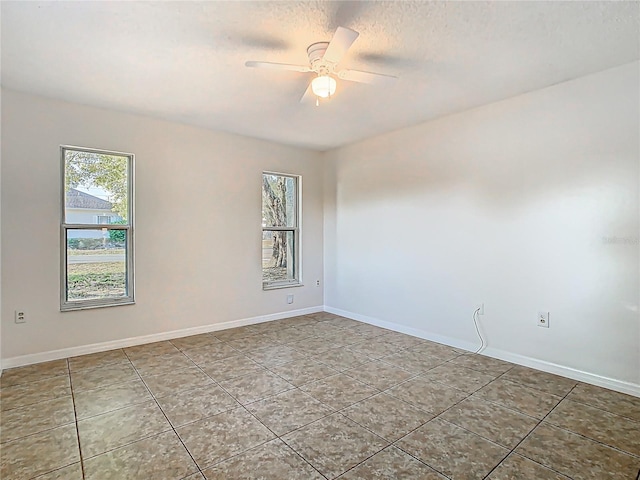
[287,294,294,304]
[15,310,26,324]
[475,303,485,315]
[538,311,549,328]
[316,280,320,287]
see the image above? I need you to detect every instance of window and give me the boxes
[61,146,134,310]
[262,172,300,288]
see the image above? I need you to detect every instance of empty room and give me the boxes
[1,1,639,479]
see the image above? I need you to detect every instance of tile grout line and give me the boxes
[312,412,393,479]
[125,348,206,479]
[0,361,82,478]
[391,386,548,479]
[394,368,524,478]
[172,344,310,463]
[390,444,453,480]
[71,355,175,462]
[374,363,571,479]
[370,356,566,479]
[0,374,74,415]
[479,383,581,480]
[247,346,443,479]
[387,384,480,480]
[512,382,640,461]
[539,415,640,460]
[260,424,331,480]
[0,363,132,451]
[67,358,88,480]
[329,396,449,479]
[187,360,329,479]
[556,394,640,424]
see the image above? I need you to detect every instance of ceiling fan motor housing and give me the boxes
[307,42,334,75]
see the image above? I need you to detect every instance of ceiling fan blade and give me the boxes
[300,83,316,104]
[323,26,359,64]
[337,69,398,87]
[245,61,312,73]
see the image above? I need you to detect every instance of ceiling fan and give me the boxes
[245,26,398,105]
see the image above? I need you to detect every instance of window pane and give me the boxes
[262,230,295,283]
[64,150,129,225]
[262,174,296,228]
[66,229,127,301]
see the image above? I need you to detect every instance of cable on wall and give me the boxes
[473,307,485,354]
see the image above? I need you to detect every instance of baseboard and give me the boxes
[480,347,640,398]
[2,305,323,369]
[324,306,479,352]
[6,303,639,398]
[324,305,640,398]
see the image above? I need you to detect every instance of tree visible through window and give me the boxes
[62,146,134,310]
[262,172,300,287]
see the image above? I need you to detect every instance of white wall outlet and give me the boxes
[538,311,550,328]
[475,303,485,315]
[15,310,26,324]
[286,294,294,304]
[316,280,320,287]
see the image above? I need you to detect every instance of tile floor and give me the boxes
[1,312,639,479]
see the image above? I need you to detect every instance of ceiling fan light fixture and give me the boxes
[311,75,337,98]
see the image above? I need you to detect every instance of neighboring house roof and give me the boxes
[66,188,113,210]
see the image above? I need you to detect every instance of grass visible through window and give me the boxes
[66,248,126,300]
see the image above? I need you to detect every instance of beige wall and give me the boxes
[324,62,640,389]
[1,89,324,359]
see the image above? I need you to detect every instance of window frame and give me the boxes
[60,145,135,311]
[262,171,302,290]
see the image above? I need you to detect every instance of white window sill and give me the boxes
[61,299,135,312]
[263,282,304,291]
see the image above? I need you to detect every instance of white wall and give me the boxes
[0,87,2,374]
[1,89,324,360]
[324,62,640,389]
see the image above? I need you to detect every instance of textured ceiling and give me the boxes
[2,1,639,150]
